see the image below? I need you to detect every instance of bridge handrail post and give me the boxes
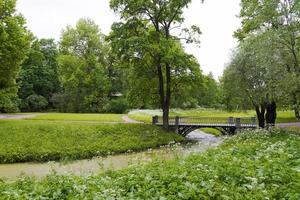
[235,118,241,128]
[152,115,158,125]
[175,116,180,126]
[228,117,234,124]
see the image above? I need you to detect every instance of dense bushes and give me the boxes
[104,98,129,114]
[25,95,48,111]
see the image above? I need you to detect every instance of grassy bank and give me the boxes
[1,128,299,199]
[31,113,124,122]
[0,120,183,164]
[129,109,299,123]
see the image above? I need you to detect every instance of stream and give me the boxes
[0,130,223,182]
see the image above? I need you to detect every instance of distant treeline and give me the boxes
[0,9,222,113]
[1,0,299,120]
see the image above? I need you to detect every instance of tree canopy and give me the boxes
[18,39,60,111]
[0,0,31,112]
[109,0,202,128]
[58,18,111,113]
[235,0,300,118]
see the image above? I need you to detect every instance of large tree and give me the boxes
[236,0,300,119]
[222,35,288,128]
[0,0,31,112]
[58,18,110,113]
[18,38,60,111]
[109,0,202,129]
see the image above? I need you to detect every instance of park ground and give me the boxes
[0,109,299,164]
[0,128,299,199]
[0,110,299,199]
[0,109,299,163]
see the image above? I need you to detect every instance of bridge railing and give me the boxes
[152,116,257,127]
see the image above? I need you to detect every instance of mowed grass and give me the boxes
[0,120,184,164]
[31,113,124,122]
[129,109,298,123]
[1,129,299,199]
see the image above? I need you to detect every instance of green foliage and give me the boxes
[25,94,48,111]
[1,129,299,199]
[222,34,288,110]
[0,0,31,113]
[104,98,129,114]
[199,73,222,108]
[0,87,19,113]
[58,18,111,113]
[109,0,203,128]
[18,39,60,111]
[235,0,300,117]
[0,120,183,163]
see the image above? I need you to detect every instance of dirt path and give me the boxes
[122,115,143,123]
[0,114,37,120]
[277,122,300,127]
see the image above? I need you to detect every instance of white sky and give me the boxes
[16,0,241,79]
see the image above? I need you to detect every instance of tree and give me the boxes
[199,72,222,108]
[0,0,31,112]
[109,0,202,129]
[222,35,288,128]
[58,18,110,113]
[236,0,300,119]
[18,38,60,111]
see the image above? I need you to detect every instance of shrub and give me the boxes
[26,94,48,111]
[0,87,19,113]
[104,98,129,114]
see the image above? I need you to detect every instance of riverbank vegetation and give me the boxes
[1,128,299,199]
[0,120,183,164]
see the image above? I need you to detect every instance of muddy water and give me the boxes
[0,131,223,182]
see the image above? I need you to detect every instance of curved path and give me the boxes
[276,122,300,127]
[0,114,38,120]
[122,115,143,123]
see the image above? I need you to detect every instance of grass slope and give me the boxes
[1,128,299,199]
[0,120,183,164]
[31,113,124,122]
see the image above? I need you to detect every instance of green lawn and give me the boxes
[31,113,124,122]
[1,128,299,199]
[129,109,299,123]
[0,120,183,164]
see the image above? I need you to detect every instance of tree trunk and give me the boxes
[294,106,300,120]
[162,63,171,130]
[255,104,266,128]
[265,101,277,126]
[292,93,300,119]
[157,62,170,129]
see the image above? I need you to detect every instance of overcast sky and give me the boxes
[16,0,241,79]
